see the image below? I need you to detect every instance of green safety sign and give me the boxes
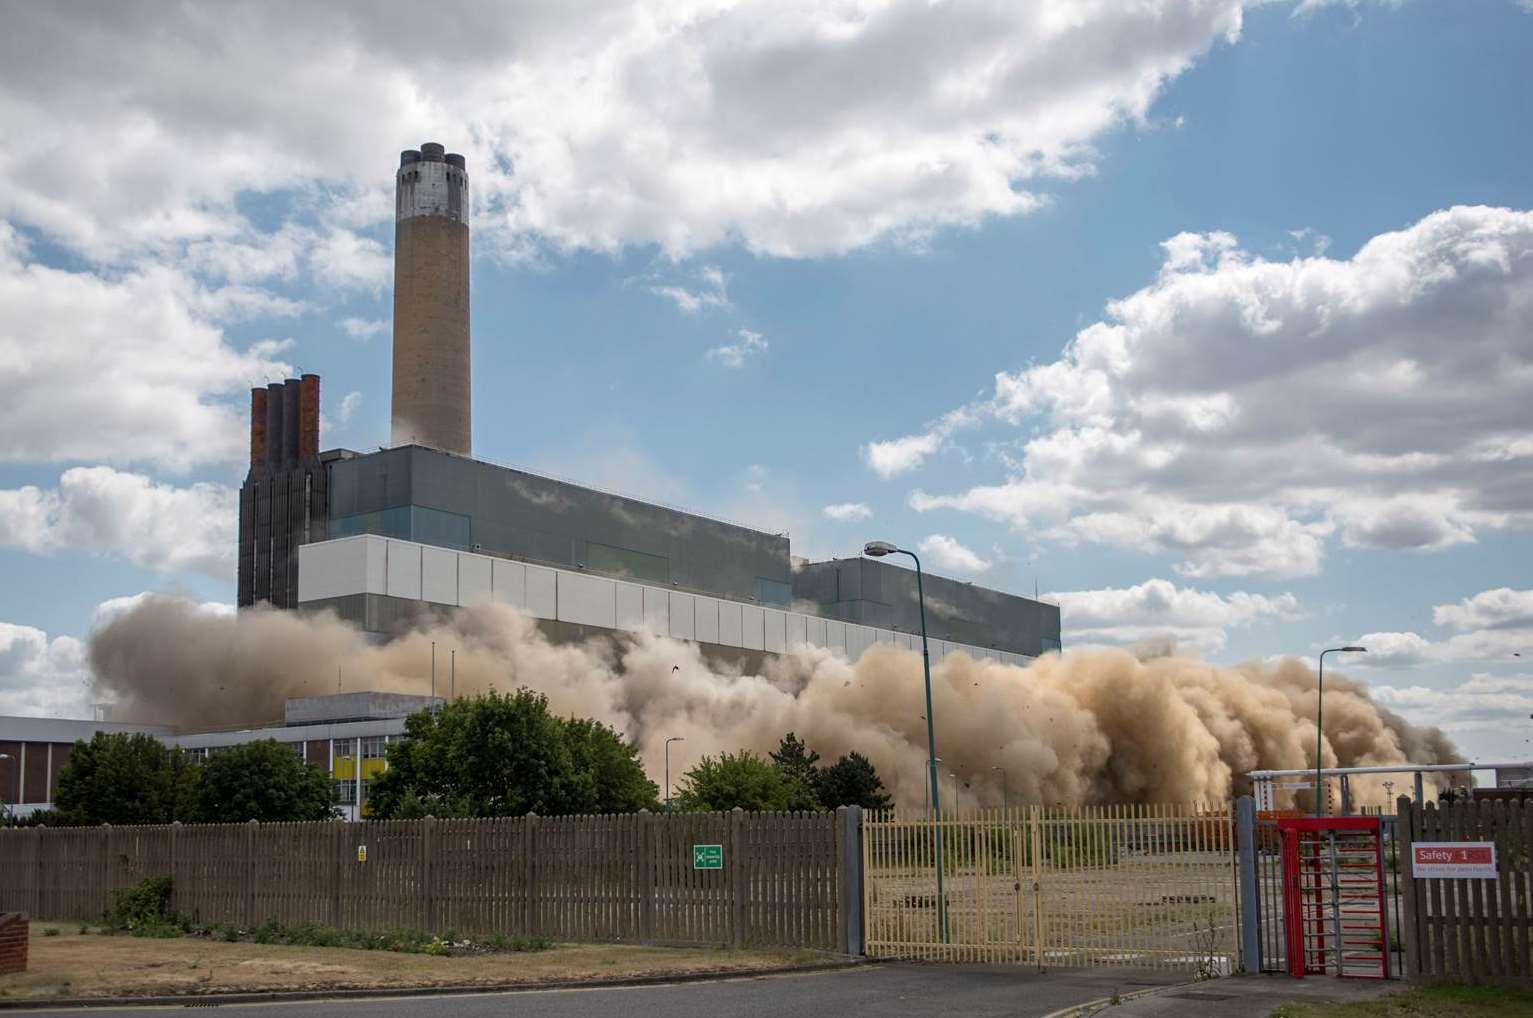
[693,843,723,870]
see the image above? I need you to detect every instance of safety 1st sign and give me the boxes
[1411,842,1497,879]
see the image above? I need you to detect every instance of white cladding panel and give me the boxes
[643,587,669,633]
[740,605,765,651]
[718,600,743,647]
[764,609,786,653]
[298,537,1041,667]
[559,571,616,628]
[786,612,807,648]
[669,593,695,640]
[615,583,644,631]
[385,541,422,600]
[421,546,459,605]
[298,538,367,602]
[826,620,846,656]
[524,565,557,619]
[491,558,525,608]
[694,596,720,644]
[459,553,492,604]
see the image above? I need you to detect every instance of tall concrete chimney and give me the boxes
[391,142,471,455]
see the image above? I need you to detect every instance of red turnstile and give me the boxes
[1278,817,1388,979]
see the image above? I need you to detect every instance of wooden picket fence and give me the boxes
[1398,798,1533,987]
[0,810,851,952]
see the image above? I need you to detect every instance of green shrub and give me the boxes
[43,927,60,937]
[103,875,176,934]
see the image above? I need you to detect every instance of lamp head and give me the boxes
[864,540,898,557]
[1342,646,1367,653]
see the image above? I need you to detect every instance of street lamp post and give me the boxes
[865,539,947,941]
[1315,646,1366,816]
[665,737,685,813]
[992,765,1009,810]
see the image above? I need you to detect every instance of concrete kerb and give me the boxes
[0,957,875,1011]
[1037,976,1203,1018]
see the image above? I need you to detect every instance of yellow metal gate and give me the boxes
[863,805,1239,974]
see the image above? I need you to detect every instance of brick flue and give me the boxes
[249,387,268,468]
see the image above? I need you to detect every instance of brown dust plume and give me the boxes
[88,595,1464,808]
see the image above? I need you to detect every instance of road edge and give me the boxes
[0,957,873,1011]
[1036,975,1203,1018]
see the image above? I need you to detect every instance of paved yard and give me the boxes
[0,962,1187,1016]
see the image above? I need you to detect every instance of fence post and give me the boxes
[730,808,745,949]
[331,821,343,929]
[639,810,655,941]
[1235,796,1261,974]
[1396,796,1420,982]
[524,814,538,937]
[100,823,112,915]
[421,815,436,934]
[839,806,864,956]
[245,820,258,926]
[169,822,181,917]
[32,827,43,919]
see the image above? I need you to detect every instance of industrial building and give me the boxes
[0,139,1062,824]
[1,694,437,822]
[238,140,1061,664]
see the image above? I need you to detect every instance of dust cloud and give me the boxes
[88,595,1464,809]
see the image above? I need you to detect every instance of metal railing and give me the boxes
[862,804,1238,973]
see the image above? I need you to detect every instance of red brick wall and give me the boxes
[48,743,72,802]
[0,913,27,976]
[22,746,48,804]
[0,742,18,805]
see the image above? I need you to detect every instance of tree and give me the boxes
[561,717,660,813]
[769,733,823,811]
[674,751,799,812]
[191,740,337,823]
[814,752,893,811]
[52,732,199,826]
[369,689,582,819]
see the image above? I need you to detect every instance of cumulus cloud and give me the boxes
[706,328,767,368]
[1353,587,1533,668]
[0,1,1254,264]
[648,265,730,314]
[1434,588,1533,633]
[336,391,363,426]
[0,223,290,470]
[892,206,1533,577]
[1369,672,1533,760]
[918,534,992,575]
[339,316,389,341]
[0,468,235,576]
[1052,578,1300,654]
[822,502,873,522]
[0,621,91,717]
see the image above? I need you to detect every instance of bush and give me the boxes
[43,927,60,937]
[103,875,178,934]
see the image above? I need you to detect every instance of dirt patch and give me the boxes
[0,923,827,1001]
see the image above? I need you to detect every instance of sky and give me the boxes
[1,0,1531,763]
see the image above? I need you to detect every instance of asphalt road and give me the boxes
[6,964,1187,1017]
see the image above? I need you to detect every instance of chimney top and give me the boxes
[420,142,446,162]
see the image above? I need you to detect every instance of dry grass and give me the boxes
[1270,984,1533,1018]
[0,923,826,1001]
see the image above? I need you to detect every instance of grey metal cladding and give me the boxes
[791,557,1060,658]
[327,446,790,604]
